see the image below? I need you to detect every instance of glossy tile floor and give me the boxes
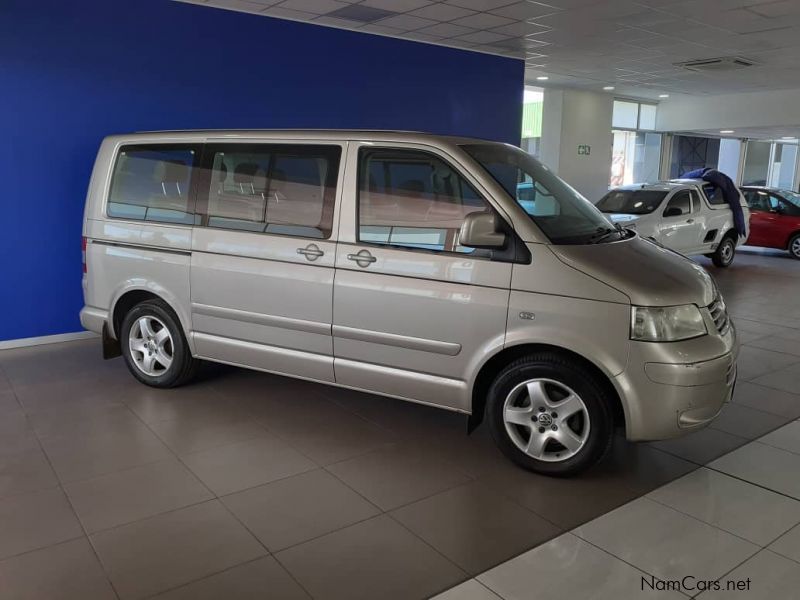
[1,249,799,599]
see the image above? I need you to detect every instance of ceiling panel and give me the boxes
[177,0,800,98]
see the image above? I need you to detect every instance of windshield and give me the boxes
[462,143,622,244]
[596,190,667,215]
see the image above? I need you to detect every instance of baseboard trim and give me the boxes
[0,331,99,350]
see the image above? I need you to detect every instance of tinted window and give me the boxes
[202,144,341,239]
[358,148,488,253]
[744,190,770,211]
[463,143,620,245]
[596,190,666,215]
[663,191,691,216]
[108,145,199,224]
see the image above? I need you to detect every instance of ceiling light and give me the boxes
[720,130,735,134]
[782,136,796,140]
[603,86,615,91]
[536,76,549,81]
[659,94,669,98]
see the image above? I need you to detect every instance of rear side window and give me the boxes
[663,191,691,216]
[595,190,666,215]
[200,144,341,239]
[358,148,488,253]
[107,145,199,224]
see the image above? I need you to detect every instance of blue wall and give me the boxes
[0,0,523,342]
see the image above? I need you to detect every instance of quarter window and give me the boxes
[108,145,199,224]
[202,144,341,239]
[358,149,489,253]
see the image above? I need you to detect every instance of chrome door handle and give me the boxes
[297,244,324,261]
[347,249,377,267]
[686,218,695,223]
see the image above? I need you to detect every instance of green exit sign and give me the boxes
[578,144,591,156]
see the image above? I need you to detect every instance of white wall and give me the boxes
[540,89,613,201]
[657,88,800,132]
[717,138,742,181]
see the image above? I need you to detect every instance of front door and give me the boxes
[190,141,344,382]
[331,143,513,412]
[659,189,702,252]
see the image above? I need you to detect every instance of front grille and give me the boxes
[708,295,730,335]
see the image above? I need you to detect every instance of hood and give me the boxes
[551,235,716,307]
[606,213,641,224]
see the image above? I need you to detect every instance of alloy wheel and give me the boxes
[128,316,173,377]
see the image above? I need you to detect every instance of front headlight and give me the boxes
[631,304,707,342]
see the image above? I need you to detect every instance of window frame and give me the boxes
[105,143,202,226]
[195,142,343,241]
[355,145,505,259]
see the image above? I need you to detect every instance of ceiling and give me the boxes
[177,0,800,99]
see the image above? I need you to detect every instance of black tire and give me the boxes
[486,352,614,477]
[711,234,737,268]
[788,233,800,260]
[120,299,197,388]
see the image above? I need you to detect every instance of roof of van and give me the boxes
[115,129,501,146]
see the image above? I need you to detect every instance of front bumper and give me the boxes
[615,322,738,441]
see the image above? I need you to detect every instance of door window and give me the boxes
[107,145,200,224]
[358,148,490,253]
[744,190,770,212]
[200,144,341,239]
[663,191,691,217]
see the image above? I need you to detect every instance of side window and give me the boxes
[745,191,769,211]
[358,148,489,254]
[201,144,341,239]
[704,184,725,205]
[768,194,782,211]
[663,191,691,217]
[107,145,199,224]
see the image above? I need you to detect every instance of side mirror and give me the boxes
[773,204,785,214]
[459,212,507,249]
[664,206,682,218]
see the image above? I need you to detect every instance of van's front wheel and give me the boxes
[487,353,613,476]
[120,300,197,388]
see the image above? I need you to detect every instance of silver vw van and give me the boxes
[81,131,737,476]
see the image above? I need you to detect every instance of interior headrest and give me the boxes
[233,162,259,184]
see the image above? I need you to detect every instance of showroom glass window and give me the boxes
[610,100,662,188]
[199,144,341,239]
[357,148,488,253]
[107,145,200,224]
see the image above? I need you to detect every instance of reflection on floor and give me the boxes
[0,250,799,599]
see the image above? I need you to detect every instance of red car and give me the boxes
[741,187,800,259]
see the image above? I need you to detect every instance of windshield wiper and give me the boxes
[587,223,625,244]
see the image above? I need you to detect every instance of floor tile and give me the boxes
[431,579,501,600]
[0,390,20,414]
[276,515,465,600]
[0,413,41,459]
[758,420,800,455]
[64,458,214,533]
[326,445,472,511]
[477,533,685,600]
[222,468,380,551]
[182,434,317,496]
[649,427,749,465]
[710,441,800,499]
[124,388,250,426]
[26,401,137,441]
[699,550,800,599]
[750,362,800,395]
[746,334,800,357]
[708,402,788,440]
[0,538,116,600]
[0,448,59,499]
[391,481,561,575]
[769,523,800,562]
[575,497,758,581]
[148,416,267,456]
[90,500,266,600]
[40,423,172,483]
[735,346,800,381]
[152,556,310,600]
[648,468,800,545]
[0,487,84,559]
[732,381,800,419]
[13,378,131,414]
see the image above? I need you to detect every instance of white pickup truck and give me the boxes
[596,179,750,267]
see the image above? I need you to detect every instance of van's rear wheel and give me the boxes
[487,353,613,476]
[711,235,736,267]
[120,300,197,388]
